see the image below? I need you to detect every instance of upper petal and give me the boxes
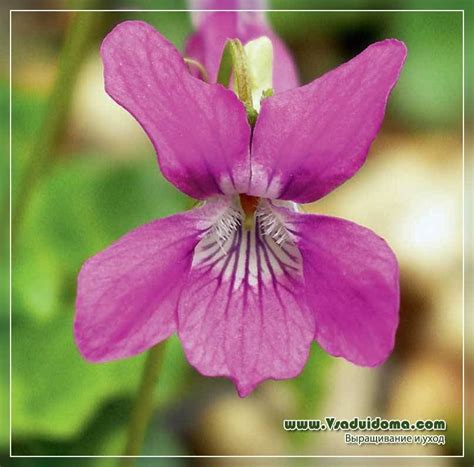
[266,30,300,94]
[277,206,400,366]
[189,0,268,29]
[74,198,231,362]
[249,40,407,203]
[177,200,314,396]
[184,11,299,92]
[101,21,251,199]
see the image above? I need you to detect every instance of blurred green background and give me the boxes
[2,0,471,465]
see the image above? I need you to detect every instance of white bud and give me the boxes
[244,36,273,111]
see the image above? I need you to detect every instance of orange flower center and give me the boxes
[239,194,260,229]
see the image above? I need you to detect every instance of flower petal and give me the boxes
[189,0,268,29]
[277,206,400,366]
[101,21,251,199]
[184,11,299,92]
[74,198,231,362]
[267,30,300,93]
[178,201,314,396]
[250,40,407,203]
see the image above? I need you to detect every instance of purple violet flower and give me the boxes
[74,20,406,397]
[185,0,299,91]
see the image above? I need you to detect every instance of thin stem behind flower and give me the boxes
[11,11,102,244]
[121,342,167,467]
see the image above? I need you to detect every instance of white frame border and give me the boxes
[8,7,466,460]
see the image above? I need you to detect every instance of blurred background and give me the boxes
[1,0,472,465]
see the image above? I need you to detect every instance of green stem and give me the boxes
[121,342,167,467]
[11,11,102,242]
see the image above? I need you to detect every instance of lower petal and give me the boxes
[74,198,231,362]
[177,201,314,396]
[277,207,400,366]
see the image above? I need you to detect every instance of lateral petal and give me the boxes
[278,206,400,366]
[74,198,231,362]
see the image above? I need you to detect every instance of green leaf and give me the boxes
[286,343,333,448]
[11,312,144,441]
[387,12,463,128]
[0,320,9,448]
[126,7,191,51]
[11,316,192,444]
[290,343,333,416]
[11,155,194,442]
[0,81,9,209]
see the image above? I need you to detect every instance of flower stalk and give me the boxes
[121,342,167,467]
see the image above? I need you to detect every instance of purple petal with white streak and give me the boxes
[178,201,314,396]
[276,205,400,366]
[74,198,231,362]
